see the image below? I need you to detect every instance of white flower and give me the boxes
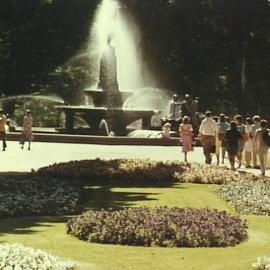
[0,243,76,270]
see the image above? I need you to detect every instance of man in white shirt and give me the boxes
[199,111,218,164]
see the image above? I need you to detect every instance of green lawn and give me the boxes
[1,183,270,270]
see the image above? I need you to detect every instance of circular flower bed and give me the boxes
[177,163,261,184]
[0,174,81,217]
[0,243,75,269]
[218,180,270,215]
[67,207,248,247]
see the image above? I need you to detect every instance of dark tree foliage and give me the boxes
[0,0,269,115]
[0,0,98,97]
[122,0,270,115]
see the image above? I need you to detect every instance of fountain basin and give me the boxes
[55,105,157,135]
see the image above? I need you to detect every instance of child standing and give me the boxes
[161,122,171,139]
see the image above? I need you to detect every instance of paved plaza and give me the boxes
[0,141,268,176]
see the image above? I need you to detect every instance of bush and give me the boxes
[218,180,270,215]
[0,243,75,270]
[67,207,248,248]
[0,174,81,217]
[177,163,261,184]
[36,159,187,186]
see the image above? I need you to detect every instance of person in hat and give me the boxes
[0,109,7,151]
[20,109,33,150]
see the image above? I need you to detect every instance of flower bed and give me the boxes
[177,163,260,184]
[0,174,81,217]
[252,256,270,269]
[0,243,75,269]
[35,159,265,186]
[218,180,270,215]
[67,207,248,247]
[36,158,187,186]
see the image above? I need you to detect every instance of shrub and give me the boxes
[218,180,270,215]
[67,207,248,248]
[177,163,260,184]
[252,256,270,270]
[0,243,75,269]
[36,159,187,186]
[0,174,81,217]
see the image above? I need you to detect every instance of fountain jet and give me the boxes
[88,0,154,91]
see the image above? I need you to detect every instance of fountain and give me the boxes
[55,0,158,136]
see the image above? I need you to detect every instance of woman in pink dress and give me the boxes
[179,116,194,162]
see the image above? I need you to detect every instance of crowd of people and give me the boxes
[162,111,270,176]
[0,109,33,151]
[1,103,269,176]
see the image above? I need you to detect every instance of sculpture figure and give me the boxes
[98,35,122,108]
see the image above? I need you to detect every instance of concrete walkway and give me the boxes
[0,141,268,176]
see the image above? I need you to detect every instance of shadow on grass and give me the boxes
[0,170,183,237]
[82,186,159,210]
[0,216,67,237]
[0,185,159,237]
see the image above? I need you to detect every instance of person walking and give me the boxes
[179,116,194,162]
[224,121,242,171]
[244,117,253,168]
[212,115,220,165]
[198,111,218,164]
[252,115,261,168]
[20,109,33,150]
[254,119,269,176]
[0,109,7,151]
[216,113,229,164]
[234,115,247,168]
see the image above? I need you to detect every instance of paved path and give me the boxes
[0,141,268,176]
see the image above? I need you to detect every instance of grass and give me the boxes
[0,183,270,270]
